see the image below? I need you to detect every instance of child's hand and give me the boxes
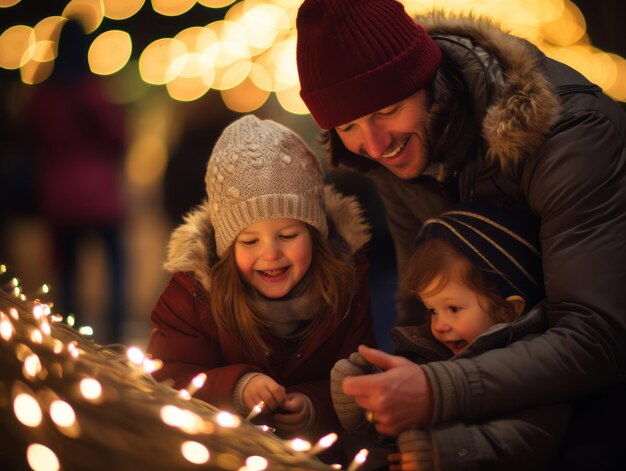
[274,392,312,433]
[331,353,373,432]
[242,374,286,412]
[387,429,435,471]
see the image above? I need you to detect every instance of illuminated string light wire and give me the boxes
[0,285,342,470]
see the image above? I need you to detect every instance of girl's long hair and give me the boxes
[208,224,357,362]
[401,238,519,324]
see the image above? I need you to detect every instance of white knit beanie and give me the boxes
[206,115,328,257]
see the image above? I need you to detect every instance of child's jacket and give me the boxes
[391,305,570,470]
[147,186,376,442]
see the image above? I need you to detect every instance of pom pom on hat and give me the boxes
[296,0,442,129]
[206,115,328,257]
[416,202,544,308]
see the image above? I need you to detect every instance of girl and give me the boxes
[332,202,569,471]
[146,115,376,450]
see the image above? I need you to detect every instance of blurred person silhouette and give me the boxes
[26,18,128,343]
[0,78,38,264]
[162,94,238,228]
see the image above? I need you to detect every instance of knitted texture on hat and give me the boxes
[417,202,544,307]
[206,115,328,256]
[296,0,442,129]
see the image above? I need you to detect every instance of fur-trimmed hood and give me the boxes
[420,12,561,169]
[163,185,371,294]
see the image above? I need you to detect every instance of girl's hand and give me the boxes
[242,374,286,411]
[274,392,312,433]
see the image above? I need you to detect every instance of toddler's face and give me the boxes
[420,277,496,355]
[234,218,313,299]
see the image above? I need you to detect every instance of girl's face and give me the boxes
[420,276,496,355]
[234,218,313,299]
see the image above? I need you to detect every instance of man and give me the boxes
[296,0,626,468]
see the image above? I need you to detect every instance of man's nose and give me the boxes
[359,123,390,159]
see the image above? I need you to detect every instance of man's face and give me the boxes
[335,89,430,180]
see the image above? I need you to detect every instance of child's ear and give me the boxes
[505,295,525,316]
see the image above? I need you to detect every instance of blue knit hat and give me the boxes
[416,202,544,308]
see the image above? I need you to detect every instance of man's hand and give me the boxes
[274,392,312,433]
[242,374,286,411]
[342,345,434,436]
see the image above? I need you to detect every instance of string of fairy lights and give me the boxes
[0,266,369,471]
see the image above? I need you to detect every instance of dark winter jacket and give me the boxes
[392,305,569,470]
[146,186,377,443]
[329,13,626,466]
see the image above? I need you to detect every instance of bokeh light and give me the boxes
[88,29,132,75]
[0,0,624,114]
[103,0,145,20]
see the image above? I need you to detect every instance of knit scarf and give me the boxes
[247,273,324,338]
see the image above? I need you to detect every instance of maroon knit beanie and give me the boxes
[296,0,442,129]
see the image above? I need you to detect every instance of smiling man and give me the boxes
[296,0,626,469]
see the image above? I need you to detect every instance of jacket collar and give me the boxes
[391,303,548,361]
[421,13,561,170]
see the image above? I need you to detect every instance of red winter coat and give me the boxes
[147,187,377,443]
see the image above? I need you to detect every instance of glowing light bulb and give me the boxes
[346,449,369,471]
[78,326,93,336]
[215,411,240,428]
[290,438,311,452]
[13,393,43,427]
[80,378,103,400]
[127,346,145,365]
[23,354,42,378]
[142,358,163,373]
[160,405,204,433]
[39,318,51,336]
[245,400,265,420]
[180,372,207,399]
[309,432,338,455]
[67,341,79,358]
[30,328,43,344]
[1,318,14,340]
[26,443,60,471]
[52,339,64,354]
[245,455,268,470]
[181,441,210,464]
[32,304,45,319]
[49,400,76,427]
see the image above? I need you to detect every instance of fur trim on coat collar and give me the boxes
[420,12,561,170]
[163,185,371,292]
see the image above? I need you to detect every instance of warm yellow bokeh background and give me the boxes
[1,0,625,110]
